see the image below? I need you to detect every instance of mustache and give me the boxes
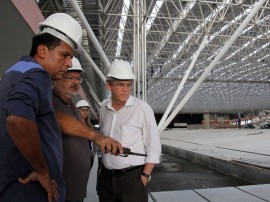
[70,83,79,88]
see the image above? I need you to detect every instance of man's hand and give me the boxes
[6,116,58,201]
[55,111,123,154]
[19,171,59,202]
[141,175,148,186]
[93,133,123,155]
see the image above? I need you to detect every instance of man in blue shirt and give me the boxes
[0,13,122,202]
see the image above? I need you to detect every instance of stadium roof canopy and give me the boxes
[37,0,270,118]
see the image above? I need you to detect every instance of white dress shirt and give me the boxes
[100,95,161,169]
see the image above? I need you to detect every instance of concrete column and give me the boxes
[203,114,210,129]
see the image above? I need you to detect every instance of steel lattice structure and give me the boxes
[37,0,270,117]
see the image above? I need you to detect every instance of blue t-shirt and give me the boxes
[0,56,64,202]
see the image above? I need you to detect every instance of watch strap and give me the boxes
[141,172,151,181]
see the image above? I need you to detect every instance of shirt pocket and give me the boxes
[120,124,142,146]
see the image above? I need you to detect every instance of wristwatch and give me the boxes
[141,172,151,181]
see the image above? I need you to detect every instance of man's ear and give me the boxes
[106,82,111,91]
[36,44,47,59]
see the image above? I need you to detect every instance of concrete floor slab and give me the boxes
[195,186,266,202]
[85,128,270,202]
[150,190,208,202]
[148,195,154,202]
[238,184,270,201]
[161,128,270,184]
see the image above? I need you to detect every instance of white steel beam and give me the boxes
[158,0,267,133]
[158,34,208,131]
[68,0,110,69]
[82,48,106,83]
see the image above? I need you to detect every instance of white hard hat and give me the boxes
[38,13,83,53]
[106,60,135,80]
[76,100,90,108]
[68,57,84,72]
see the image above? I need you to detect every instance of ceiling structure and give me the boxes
[36,0,270,119]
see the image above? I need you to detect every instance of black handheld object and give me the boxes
[118,147,147,157]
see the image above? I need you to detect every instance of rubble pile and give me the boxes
[243,116,270,129]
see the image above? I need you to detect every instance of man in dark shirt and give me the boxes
[53,57,91,202]
[0,13,122,202]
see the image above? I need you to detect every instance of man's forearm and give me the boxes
[55,110,123,154]
[55,110,98,140]
[143,163,155,175]
[6,115,49,176]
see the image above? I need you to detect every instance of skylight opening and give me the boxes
[241,36,270,62]
[115,0,131,57]
[207,8,251,45]
[225,15,270,61]
[172,0,230,61]
[146,0,164,32]
[150,1,195,63]
[257,54,270,62]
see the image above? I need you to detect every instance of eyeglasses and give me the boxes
[63,76,83,83]
[111,82,133,89]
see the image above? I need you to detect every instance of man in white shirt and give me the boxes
[98,60,161,202]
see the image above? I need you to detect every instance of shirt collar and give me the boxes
[21,56,39,64]
[107,95,135,110]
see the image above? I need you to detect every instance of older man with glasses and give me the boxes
[53,57,90,202]
[98,60,161,202]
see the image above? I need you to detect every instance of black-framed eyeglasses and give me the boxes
[63,76,83,83]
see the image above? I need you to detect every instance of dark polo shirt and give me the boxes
[0,56,64,202]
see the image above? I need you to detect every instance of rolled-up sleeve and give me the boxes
[142,103,161,163]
